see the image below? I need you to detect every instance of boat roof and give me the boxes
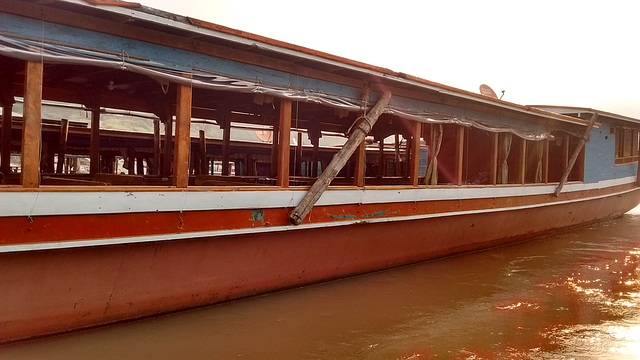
[15,0,588,128]
[531,106,640,126]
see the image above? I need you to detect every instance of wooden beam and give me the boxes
[221,110,231,176]
[90,102,101,175]
[543,139,549,183]
[56,118,69,174]
[173,83,192,188]
[271,120,279,177]
[353,141,365,187]
[199,129,208,175]
[455,126,464,185]
[377,138,384,178]
[1,101,13,175]
[410,121,421,186]
[276,98,292,187]
[153,119,161,176]
[289,90,391,225]
[162,115,173,177]
[21,61,43,188]
[518,139,526,184]
[555,112,598,196]
[490,132,498,185]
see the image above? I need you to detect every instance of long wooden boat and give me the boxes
[1,0,640,343]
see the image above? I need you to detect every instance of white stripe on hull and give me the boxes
[1,185,636,253]
[0,177,635,217]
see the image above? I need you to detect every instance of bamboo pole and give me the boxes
[21,61,43,188]
[554,112,598,196]
[289,90,391,225]
[173,83,192,188]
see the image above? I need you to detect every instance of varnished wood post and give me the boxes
[410,121,421,186]
[289,90,391,225]
[199,130,207,175]
[353,141,365,187]
[162,115,173,177]
[490,132,498,184]
[455,126,464,185]
[173,83,192,188]
[90,102,101,175]
[518,139,526,184]
[271,121,279,177]
[221,110,231,176]
[543,139,549,183]
[153,119,161,175]
[1,100,13,176]
[394,133,401,176]
[276,98,292,187]
[56,119,69,173]
[555,112,598,196]
[21,61,43,188]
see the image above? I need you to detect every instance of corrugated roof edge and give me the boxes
[531,106,640,125]
[73,0,590,127]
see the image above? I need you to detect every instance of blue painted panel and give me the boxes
[584,121,637,183]
[0,13,364,101]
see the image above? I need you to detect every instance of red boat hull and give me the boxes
[2,185,639,343]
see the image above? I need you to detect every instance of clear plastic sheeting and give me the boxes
[1,34,555,141]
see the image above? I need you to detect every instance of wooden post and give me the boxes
[377,138,385,178]
[518,139,526,184]
[271,120,279,177]
[199,129,207,175]
[276,99,292,187]
[490,132,498,184]
[296,131,303,177]
[153,119,161,175]
[90,102,101,175]
[543,139,549,183]
[56,119,69,173]
[410,121,421,186]
[289,90,391,225]
[455,126,464,185]
[1,100,13,176]
[221,110,231,176]
[21,61,43,188]
[173,83,192,188]
[162,115,173,177]
[394,133,401,176]
[554,112,598,196]
[354,141,365,186]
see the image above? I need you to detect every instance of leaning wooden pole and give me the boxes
[554,112,598,196]
[289,90,391,225]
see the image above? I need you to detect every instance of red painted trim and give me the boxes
[0,183,635,247]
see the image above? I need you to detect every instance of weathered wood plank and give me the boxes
[21,60,43,188]
[410,121,421,186]
[276,98,291,187]
[289,90,391,225]
[173,83,192,188]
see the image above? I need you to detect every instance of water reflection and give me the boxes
[3,206,640,359]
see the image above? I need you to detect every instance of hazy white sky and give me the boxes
[136,0,640,118]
